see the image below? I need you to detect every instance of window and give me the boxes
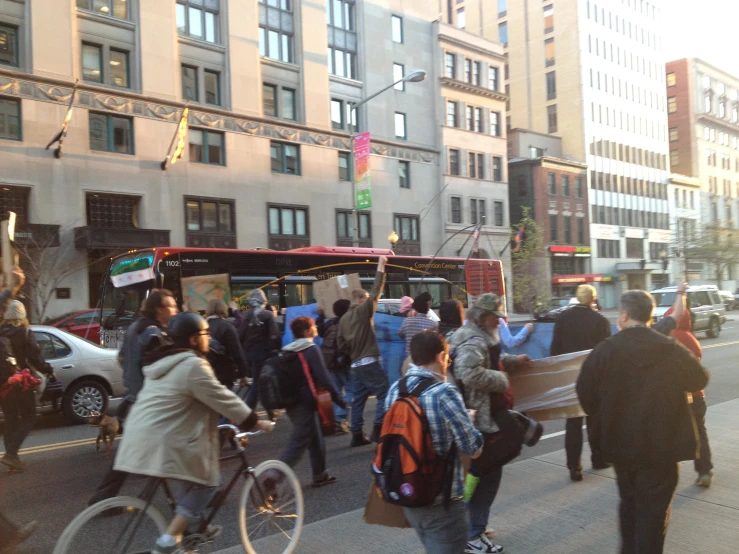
[394,112,407,140]
[464,59,472,83]
[270,141,300,174]
[466,106,473,131]
[446,101,457,127]
[498,22,508,44]
[547,105,558,133]
[451,197,462,223]
[597,239,619,258]
[391,15,403,43]
[189,129,224,165]
[264,85,277,116]
[490,111,500,136]
[399,161,410,188]
[547,173,556,195]
[258,0,294,63]
[705,94,712,113]
[182,65,199,102]
[393,63,405,90]
[575,177,583,198]
[185,198,234,234]
[473,61,481,86]
[336,210,370,242]
[474,108,482,132]
[517,175,527,197]
[394,214,420,251]
[204,70,220,106]
[86,193,138,228]
[626,238,643,258]
[562,175,570,196]
[549,214,558,242]
[89,112,133,154]
[668,96,677,113]
[669,127,678,142]
[666,72,676,87]
[563,215,571,244]
[269,205,308,236]
[82,43,103,83]
[177,0,219,43]
[331,99,345,130]
[338,151,350,181]
[494,201,504,226]
[488,66,498,91]
[498,0,507,16]
[327,0,357,78]
[543,5,554,32]
[545,38,555,66]
[471,199,486,225]
[546,71,556,100]
[456,7,465,29]
[77,0,128,19]
[0,98,21,141]
[445,52,456,79]
[577,218,584,244]
[468,153,484,179]
[0,24,18,67]
[670,150,679,166]
[449,148,460,175]
[492,156,502,181]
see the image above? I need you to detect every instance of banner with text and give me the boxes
[354,132,372,209]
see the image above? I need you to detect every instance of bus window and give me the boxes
[284,276,318,307]
[231,277,279,309]
[410,281,449,309]
[388,283,406,300]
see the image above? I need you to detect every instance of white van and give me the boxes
[651,285,727,338]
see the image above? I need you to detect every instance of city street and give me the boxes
[3,319,738,554]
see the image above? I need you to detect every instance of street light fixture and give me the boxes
[349,70,428,247]
[388,230,399,249]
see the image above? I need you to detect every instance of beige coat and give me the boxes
[114,350,251,486]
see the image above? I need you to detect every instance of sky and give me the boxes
[661,0,739,76]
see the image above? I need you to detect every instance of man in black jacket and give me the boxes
[205,299,249,388]
[576,290,709,554]
[551,284,611,481]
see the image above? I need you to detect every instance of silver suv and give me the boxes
[652,285,727,338]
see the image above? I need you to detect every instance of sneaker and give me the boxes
[311,474,338,488]
[696,472,713,488]
[335,421,350,434]
[592,459,612,470]
[1,454,25,471]
[466,533,504,553]
[569,469,583,482]
[350,432,371,447]
[152,540,194,554]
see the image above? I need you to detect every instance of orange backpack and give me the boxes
[373,377,456,508]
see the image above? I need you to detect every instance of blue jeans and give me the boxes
[468,465,503,540]
[349,362,389,434]
[174,480,218,522]
[280,400,327,480]
[403,499,468,554]
[244,350,269,410]
[333,370,351,423]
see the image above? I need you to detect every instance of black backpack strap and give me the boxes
[409,377,438,398]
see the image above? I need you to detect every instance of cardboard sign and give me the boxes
[181,273,231,312]
[509,350,589,422]
[363,484,410,528]
[313,273,362,317]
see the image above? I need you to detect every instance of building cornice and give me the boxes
[0,69,438,164]
[509,156,588,170]
[438,33,506,62]
[440,77,508,102]
[696,112,739,135]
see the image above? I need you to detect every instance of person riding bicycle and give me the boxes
[113,312,273,554]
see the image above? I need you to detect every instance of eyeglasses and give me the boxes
[197,330,210,336]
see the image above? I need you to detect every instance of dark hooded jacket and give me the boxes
[576,326,709,467]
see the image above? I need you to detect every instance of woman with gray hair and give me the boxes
[204,299,249,388]
[0,300,54,471]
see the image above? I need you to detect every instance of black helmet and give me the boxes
[166,312,208,342]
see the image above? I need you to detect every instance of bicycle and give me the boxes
[53,423,304,554]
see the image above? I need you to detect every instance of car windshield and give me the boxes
[43,312,77,325]
[652,292,676,308]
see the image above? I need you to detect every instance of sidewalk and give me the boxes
[216,398,739,554]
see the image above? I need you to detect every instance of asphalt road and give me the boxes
[3,319,739,554]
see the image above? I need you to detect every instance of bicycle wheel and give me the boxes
[239,460,304,554]
[53,496,168,554]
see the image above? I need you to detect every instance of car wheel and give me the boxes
[63,380,109,424]
[706,317,721,339]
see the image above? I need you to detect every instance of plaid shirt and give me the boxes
[398,314,439,356]
[385,366,483,498]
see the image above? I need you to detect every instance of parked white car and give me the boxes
[32,325,124,424]
[651,285,727,338]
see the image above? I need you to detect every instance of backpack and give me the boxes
[0,336,16,386]
[373,377,457,509]
[257,351,306,410]
[207,336,232,371]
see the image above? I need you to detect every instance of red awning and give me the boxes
[551,274,611,284]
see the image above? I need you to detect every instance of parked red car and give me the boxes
[44,309,134,344]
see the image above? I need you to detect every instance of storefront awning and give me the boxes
[551,273,613,284]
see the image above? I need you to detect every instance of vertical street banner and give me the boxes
[354,132,372,209]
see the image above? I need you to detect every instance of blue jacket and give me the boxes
[119,317,168,402]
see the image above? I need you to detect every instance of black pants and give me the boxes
[88,399,133,505]
[614,463,678,554]
[0,388,36,457]
[565,416,603,470]
[691,395,713,475]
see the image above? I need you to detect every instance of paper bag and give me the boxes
[313,273,362,317]
[363,484,410,528]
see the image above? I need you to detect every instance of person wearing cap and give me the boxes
[449,293,529,554]
[114,312,273,554]
[550,284,612,482]
[0,298,54,472]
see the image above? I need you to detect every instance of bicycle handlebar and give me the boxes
[217,422,275,442]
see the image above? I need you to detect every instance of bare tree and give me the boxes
[15,228,112,323]
[678,223,739,288]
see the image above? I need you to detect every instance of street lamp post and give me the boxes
[349,69,427,247]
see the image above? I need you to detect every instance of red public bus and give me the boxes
[98,246,505,347]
